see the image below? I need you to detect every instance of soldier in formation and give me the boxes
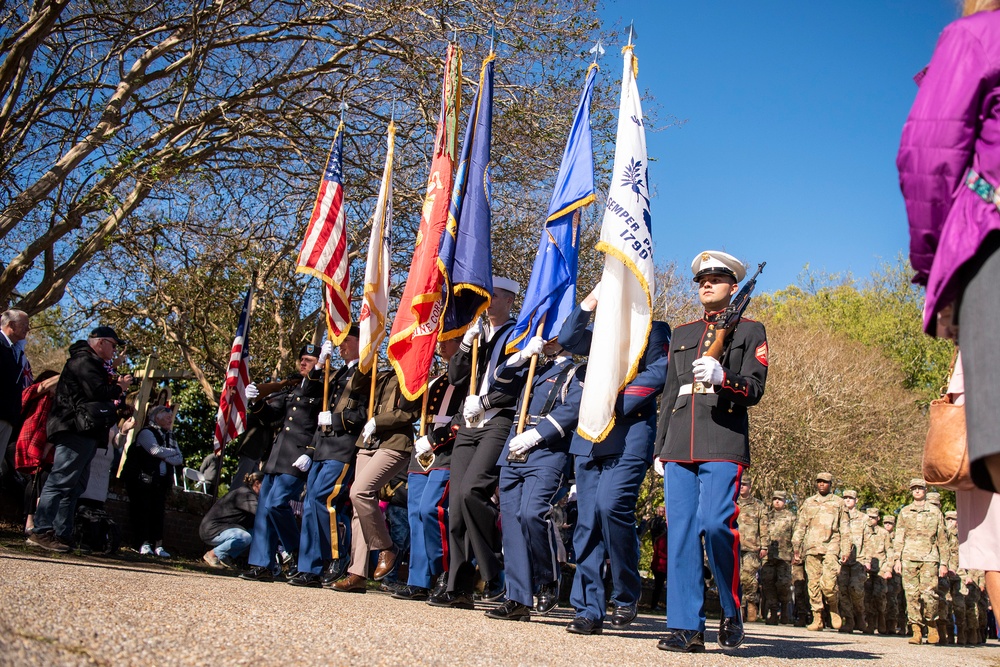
[860,506,893,634]
[837,489,868,633]
[737,477,769,623]
[761,490,795,625]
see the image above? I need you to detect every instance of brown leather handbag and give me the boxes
[922,350,974,490]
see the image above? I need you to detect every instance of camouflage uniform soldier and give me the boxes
[893,479,950,645]
[859,507,892,634]
[944,511,966,644]
[972,570,988,644]
[963,571,981,645]
[761,490,795,625]
[793,472,851,631]
[925,491,952,643]
[882,514,903,635]
[737,477,769,622]
[837,490,868,633]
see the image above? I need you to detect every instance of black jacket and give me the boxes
[199,485,258,542]
[47,340,123,440]
[0,335,24,425]
[310,363,368,463]
[655,313,768,466]
[256,375,324,477]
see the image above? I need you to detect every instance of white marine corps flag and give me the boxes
[577,44,655,443]
[358,120,395,374]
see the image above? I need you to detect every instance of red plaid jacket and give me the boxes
[14,384,54,472]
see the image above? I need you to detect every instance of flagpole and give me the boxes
[322,303,334,432]
[369,363,378,417]
[515,318,545,435]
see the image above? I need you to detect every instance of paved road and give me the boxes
[1,547,998,667]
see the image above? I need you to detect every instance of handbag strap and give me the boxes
[941,347,959,397]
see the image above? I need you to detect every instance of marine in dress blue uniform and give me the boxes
[289,328,369,587]
[242,344,324,581]
[393,338,468,600]
[484,337,580,622]
[655,251,768,653]
[558,292,670,635]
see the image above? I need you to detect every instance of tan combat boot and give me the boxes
[828,594,843,630]
[746,602,758,623]
[806,615,824,631]
[926,623,940,645]
[909,623,923,644]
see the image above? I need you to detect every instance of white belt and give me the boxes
[678,382,715,396]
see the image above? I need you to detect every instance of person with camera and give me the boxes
[26,326,132,552]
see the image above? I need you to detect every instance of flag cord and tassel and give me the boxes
[516,318,545,435]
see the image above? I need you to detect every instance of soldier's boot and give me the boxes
[942,620,953,645]
[863,614,876,635]
[884,614,896,635]
[909,623,923,645]
[926,623,941,645]
[876,610,887,635]
[828,594,843,631]
[766,606,779,625]
[746,602,758,623]
[838,615,854,633]
[956,626,966,645]
[806,614,825,631]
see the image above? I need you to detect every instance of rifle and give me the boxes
[705,262,766,360]
[253,377,300,400]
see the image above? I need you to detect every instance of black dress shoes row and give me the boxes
[566,617,603,635]
[657,629,705,653]
[484,599,532,621]
[534,580,559,615]
[610,604,637,628]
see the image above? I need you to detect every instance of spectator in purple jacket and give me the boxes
[897,1,1000,494]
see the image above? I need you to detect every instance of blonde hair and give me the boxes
[964,0,1000,16]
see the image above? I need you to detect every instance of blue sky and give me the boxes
[599,0,961,294]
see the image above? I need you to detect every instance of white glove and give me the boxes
[317,411,332,427]
[318,340,334,364]
[654,458,664,477]
[362,419,377,443]
[507,335,546,368]
[463,395,485,422]
[293,454,312,472]
[692,356,724,386]
[414,435,433,456]
[581,281,601,312]
[462,320,483,347]
[245,382,259,400]
[508,428,543,456]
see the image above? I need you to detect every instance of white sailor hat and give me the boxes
[691,250,747,283]
[492,275,521,295]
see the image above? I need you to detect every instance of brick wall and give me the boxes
[105,486,213,558]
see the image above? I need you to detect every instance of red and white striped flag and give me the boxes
[297,122,351,343]
[213,285,254,455]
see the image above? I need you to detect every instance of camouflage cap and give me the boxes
[909,478,926,489]
[866,507,880,518]
[772,490,787,500]
[816,472,833,482]
[945,510,958,520]
[927,492,941,505]
[883,515,895,524]
[843,489,858,499]
[740,476,752,486]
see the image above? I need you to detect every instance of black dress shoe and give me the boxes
[481,576,506,602]
[427,590,475,609]
[485,599,532,621]
[320,560,347,587]
[287,572,322,588]
[429,572,448,598]
[239,566,275,582]
[610,604,637,628]
[718,615,745,649]
[392,585,430,601]
[535,580,559,615]
[657,629,706,652]
[566,617,604,635]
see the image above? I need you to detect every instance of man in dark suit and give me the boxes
[0,310,31,482]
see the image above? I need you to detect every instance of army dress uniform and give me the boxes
[837,491,869,632]
[490,352,580,617]
[559,305,669,631]
[737,491,770,621]
[247,367,324,574]
[404,371,466,592]
[894,486,949,642]
[441,318,518,599]
[761,491,795,625]
[792,478,852,631]
[294,360,368,580]
[859,507,893,634]
[655,255,768,637]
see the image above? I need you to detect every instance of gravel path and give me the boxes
[2,547,998,667]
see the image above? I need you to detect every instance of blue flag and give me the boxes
[438,54,495,339]
[507,65,598,352]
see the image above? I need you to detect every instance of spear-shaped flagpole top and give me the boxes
[339,101,349,126]
[589,39,605,64]
[452,24,458,43]
[488,24,496,55]
[626,21,637,46]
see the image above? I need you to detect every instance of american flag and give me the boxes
[297,123,352,344]
[213,285,254,455]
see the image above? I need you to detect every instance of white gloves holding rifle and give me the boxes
[245,382,259,400]
[692,356,724,386]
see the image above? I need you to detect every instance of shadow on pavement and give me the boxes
[0,550,191,578]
